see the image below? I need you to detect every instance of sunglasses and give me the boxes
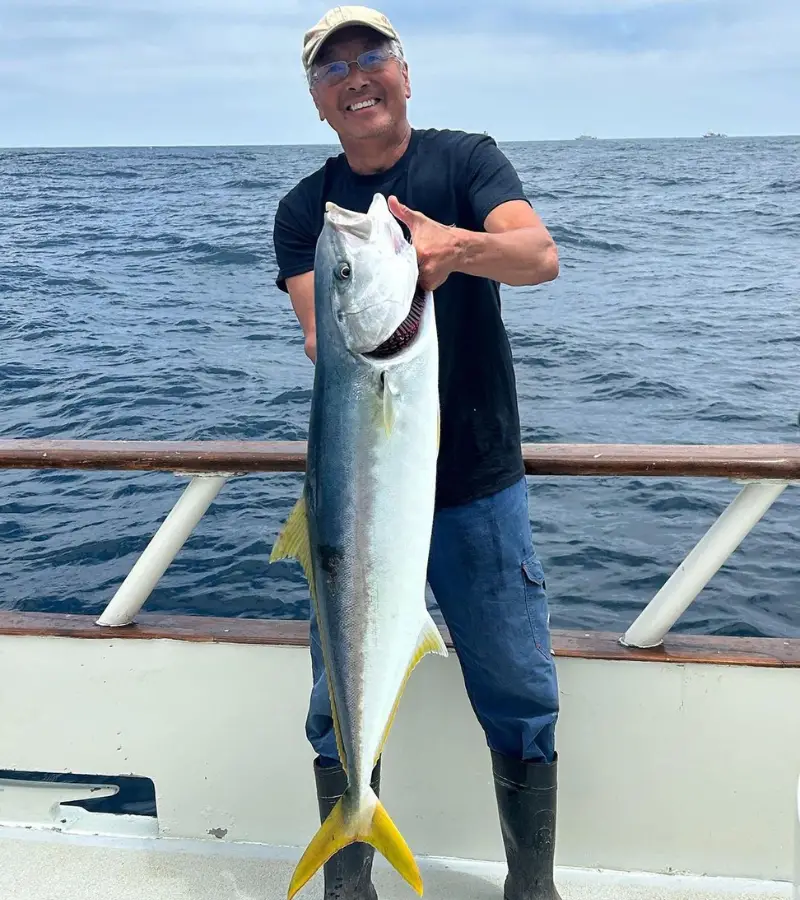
[310,48,397,88]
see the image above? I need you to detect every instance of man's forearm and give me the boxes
[285,271,317,362]
[452,226,559,287]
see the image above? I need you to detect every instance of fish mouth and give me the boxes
[364,284,426,359]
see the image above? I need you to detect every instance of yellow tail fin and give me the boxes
[287,788,422,899]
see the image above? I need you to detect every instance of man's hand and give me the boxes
[387,195,461,292]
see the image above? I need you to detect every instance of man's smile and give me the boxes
[345,97,382,112]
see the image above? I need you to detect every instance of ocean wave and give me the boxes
[74,240,265,265]
[548,224,629,252]
[184,241,265,265]
[223,178,281,190]
[767,179,800,193]
[588,378,688,401]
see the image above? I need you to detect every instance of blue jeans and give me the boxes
[306,476,559,765]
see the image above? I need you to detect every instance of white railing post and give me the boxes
[96,474,229,627]
[621,480,790,648]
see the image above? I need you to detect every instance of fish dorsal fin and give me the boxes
[269,493,348,773]
[269,494,314,592]
[374,614,448,763]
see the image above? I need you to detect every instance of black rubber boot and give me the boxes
[313,757,381,900]
[491,750,563,900]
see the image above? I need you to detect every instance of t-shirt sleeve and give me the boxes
[463,135,530,228]
[272,192,318,294]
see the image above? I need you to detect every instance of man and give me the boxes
[272,6,562,899]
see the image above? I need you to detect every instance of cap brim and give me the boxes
[306,19,397,68]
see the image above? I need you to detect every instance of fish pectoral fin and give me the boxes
[287,789,422,900]
[269,494,347,768]
[269,494,314,590]
[381,371,398,436]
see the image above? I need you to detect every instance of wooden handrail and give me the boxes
[0,439,798,478]
[2,610,800,667]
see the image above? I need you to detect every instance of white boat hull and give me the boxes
[1,617,799,896]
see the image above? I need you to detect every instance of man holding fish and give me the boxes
[271,6,562,900]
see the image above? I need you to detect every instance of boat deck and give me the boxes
[0,828,790,900]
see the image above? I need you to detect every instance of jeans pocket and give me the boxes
[521,551,553,662]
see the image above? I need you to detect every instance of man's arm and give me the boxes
[387,133,559,291]
[387,196,558,292]
[455,198,559,286]
[273,188,320,362]
[285,271,317,363]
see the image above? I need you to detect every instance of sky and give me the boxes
[1,0,798,147]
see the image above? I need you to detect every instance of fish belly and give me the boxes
[316,351,441,797]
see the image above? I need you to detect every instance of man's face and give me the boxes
[308,26,410,141]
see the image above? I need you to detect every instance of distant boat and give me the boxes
[575,134,597,140]
[703,131,727,138]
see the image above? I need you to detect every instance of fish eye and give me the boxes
[335,261,351,281]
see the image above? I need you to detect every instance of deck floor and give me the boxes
[0,828,791,900]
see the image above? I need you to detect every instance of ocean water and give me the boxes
[1,136,798,638]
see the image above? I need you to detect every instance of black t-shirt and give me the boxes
[272,127,527,509]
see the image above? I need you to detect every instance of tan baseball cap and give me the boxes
[302,6,400,71]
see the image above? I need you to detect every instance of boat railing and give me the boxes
[0,439,797,648]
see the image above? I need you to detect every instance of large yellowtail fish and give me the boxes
[270,192,447,898]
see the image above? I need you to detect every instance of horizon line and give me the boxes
[2,131,798,151]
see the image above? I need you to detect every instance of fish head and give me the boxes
[318,193,422,357]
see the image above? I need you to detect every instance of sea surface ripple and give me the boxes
[1,136,798,638]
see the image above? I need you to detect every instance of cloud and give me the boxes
[398,0,799,137]
[0,0,796,146]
